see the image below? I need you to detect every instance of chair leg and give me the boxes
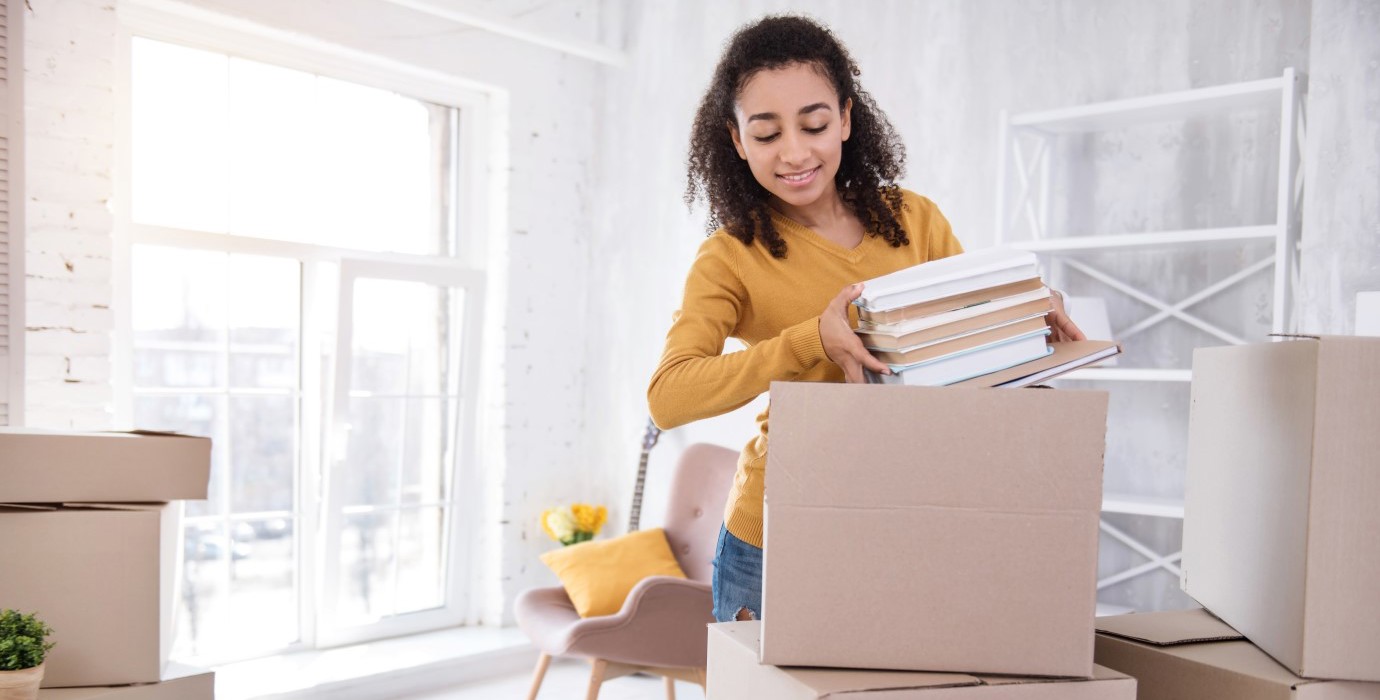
[526,653,552,700]
[586,658,608,700]
[664,674,677,700]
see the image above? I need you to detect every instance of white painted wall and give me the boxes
[1297,0,1380,333]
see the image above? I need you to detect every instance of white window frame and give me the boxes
[112,0,509,661]
[318,259,486,648]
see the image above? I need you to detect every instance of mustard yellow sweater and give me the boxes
[647,189,964,547]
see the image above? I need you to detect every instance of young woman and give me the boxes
[646,15,1084,624]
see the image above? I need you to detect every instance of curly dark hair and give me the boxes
[685,15,908,259]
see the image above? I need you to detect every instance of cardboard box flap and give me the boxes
[115,430,204,439]
[0,429,211,503]
[60,502,169,512]
[1095,609,1244,646]
[786,667,982,694]
[767,382,1106,512]
[715,622,985,693]
[1096,611,1314,688]
[976,665,1132,686]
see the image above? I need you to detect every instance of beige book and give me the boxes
[857,277,1044,325]
[857,298,1054,351]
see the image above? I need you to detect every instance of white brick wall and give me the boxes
[24,0,118,430]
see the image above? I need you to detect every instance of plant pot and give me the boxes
[0,663,44,700]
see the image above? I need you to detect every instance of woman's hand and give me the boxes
[1048,290,1087,343]
[821,283,892,383]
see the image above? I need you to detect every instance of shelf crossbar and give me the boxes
[1008,226,1277,253]
[1063,257,1248,346]
[1008,135,1048,240]
[1010,75,1284,134]
[1097,518,1184,592]
[1117,254,1277,343]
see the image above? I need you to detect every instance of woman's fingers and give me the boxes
[822,283,891,383]
[1048,291,1088,343]
[1050,309,1086,342]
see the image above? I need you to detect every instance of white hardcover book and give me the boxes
[855,248,1039,312]
[865,328,1052,387]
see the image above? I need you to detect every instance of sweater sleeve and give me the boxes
[647,236,828,430]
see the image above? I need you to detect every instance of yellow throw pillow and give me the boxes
[539,527,688,617]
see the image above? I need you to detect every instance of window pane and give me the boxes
[131,38,447,254]
[339,511,398,624]
[314,77,433,254]
[130,38,230,232]
[227,59,318,242]
[342,397,403,507]
[225,518,299,652]
[228,255,300,389]
[177,518,298,660]
[349,278,461,395]
[230,396,297,513]
[176,522,231,659]
[132,246,227,389]
[399,399,455,505]
[134,394,226,518]
[396,507,447,614]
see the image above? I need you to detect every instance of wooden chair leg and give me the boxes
[526,653,552,700]
[586,658,608,700]
[664,674,677,700]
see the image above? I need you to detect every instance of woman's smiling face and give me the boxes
[729,62,852,212]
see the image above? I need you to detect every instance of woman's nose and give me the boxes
[778,131,809,166]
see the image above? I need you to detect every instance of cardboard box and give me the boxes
[0,504,180,687]
[38,666,214,699]
[1094,609,1380,699]
[1182,336,1380,681]
[762,382,1108,676]
[710,621,1135,699]
[0,429,211,503]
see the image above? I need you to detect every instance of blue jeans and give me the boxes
[711,524,763,622]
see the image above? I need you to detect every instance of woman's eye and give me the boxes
[803,125,828,134]
[752,133,781,143]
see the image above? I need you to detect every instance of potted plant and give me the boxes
[0,609,54,700]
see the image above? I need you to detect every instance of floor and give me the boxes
[399,658,705,700]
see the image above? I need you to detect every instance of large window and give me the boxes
[124,37,485,663]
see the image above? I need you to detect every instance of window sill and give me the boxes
[214,626,535,700]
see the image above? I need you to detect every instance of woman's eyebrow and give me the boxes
[746,102,834,123]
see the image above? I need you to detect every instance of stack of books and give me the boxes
[855,248,1120,387]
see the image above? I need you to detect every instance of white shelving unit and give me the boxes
[995,69,1305,595]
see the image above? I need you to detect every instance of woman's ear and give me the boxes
[727,120,748,160]
[841,97,853,142]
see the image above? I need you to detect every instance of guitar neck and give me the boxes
[627,419,661,532]
[627,454,651,532]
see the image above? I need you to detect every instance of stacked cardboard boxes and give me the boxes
[1091,335,1380,698]
[708,381,1134,698]
[0,429,216,697]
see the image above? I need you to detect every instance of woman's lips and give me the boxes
[777,166,820,187]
